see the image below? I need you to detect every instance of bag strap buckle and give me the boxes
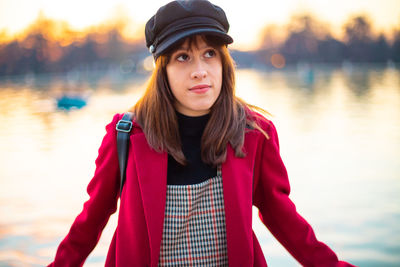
[116,119,133,133]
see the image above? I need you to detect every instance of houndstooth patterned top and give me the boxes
[158,166,228,266]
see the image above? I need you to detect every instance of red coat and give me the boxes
[49,113,355,267]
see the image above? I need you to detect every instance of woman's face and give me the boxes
[166,35,222,117]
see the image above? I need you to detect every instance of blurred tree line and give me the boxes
[0,14,147,76]
[0,13,399,76]
[253,14,400,68]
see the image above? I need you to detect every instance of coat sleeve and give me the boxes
[253,120,355,267]
[48,114,122,267]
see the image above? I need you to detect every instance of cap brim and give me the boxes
[155,28,233,57]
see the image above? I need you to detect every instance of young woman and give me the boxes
[49,1,355,266]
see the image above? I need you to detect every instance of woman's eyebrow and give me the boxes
[198,44,212,50]
[174,46,190,52]
[173,44,212,54]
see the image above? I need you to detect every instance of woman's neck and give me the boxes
[176,111,210,137]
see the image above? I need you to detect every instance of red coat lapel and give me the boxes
[222,140,257,266]
[132,133,167,266]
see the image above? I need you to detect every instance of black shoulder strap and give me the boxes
[116,112,134,195]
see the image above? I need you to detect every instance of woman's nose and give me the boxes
[190,60,207,79]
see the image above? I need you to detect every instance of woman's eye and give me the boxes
[205,49,216,58]
[176,53,189,62]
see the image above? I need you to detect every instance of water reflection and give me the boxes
[0,66,399,266]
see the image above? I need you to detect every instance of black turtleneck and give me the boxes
[167,112,217,185]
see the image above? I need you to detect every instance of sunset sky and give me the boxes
[0,0,399,50]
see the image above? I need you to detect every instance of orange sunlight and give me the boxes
[0,0,399,50]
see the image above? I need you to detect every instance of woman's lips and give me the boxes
[189,84,210,94]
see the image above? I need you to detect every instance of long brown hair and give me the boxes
[132,35,268,166]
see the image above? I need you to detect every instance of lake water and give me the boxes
[0,65,399,266]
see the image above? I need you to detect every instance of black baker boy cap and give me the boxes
[145,0,233,59]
